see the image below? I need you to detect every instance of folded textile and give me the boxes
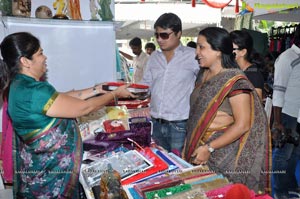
[164,186,208,199]
[83,121,152,152]
[145,184,192,199]
[133,174,184,198]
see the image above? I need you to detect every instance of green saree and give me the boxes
[8,74,82,198]
[184,69,271,193]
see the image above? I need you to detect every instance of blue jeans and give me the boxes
[151,119,187,156]
[272,113,300,197]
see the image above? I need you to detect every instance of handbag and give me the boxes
[83,120,152,152]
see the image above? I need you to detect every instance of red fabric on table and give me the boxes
[121,147,169,185]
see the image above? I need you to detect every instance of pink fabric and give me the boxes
[205,184,234,198]
[205,183,257,199]
[1,99,13,183]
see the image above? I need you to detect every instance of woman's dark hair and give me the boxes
[199,27,238,69]
[230,30,253,62]
[154,13,182,34]
[230,30,264,68]
[187,41,197,48]
[0,32,40,90]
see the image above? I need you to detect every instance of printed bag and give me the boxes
[83,121,152,152]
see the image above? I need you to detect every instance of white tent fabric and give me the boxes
[247,0,300,22]
[115,3,222,24]
[253,7,300,22]
[114,3,223,39]
[247,0,299,16]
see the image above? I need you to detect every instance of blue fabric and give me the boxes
[116,47,125,80]
[152,119,186,154]
[297,161,300,185]
[272,113,300,197]
[128,187,143,199]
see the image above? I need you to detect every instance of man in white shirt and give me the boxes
[272,24,300,199]
[119,37,149,83]
[142,13,199,156]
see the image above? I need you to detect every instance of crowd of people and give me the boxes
[0,11,299,198]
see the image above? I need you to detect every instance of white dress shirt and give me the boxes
[142,44,199,121]
[133,51,149,83]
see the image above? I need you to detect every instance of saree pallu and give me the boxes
[13,118,82,199]
[1,99,13,183]
[184,69,271,193]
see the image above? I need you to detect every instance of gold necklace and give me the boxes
[203,67,224,84]
[196,67,224,89]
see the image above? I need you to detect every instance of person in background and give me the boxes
[0,32,134,198]
[271,24,300,199]
[142,13,199,156]
[183,27,271,193]
[230,30,265,100]
[145,42,156,55]
[119,37,149,83]
[187,41,197,49]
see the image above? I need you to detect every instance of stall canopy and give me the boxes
[253,7,300,22]
[246,0,300,22]
[114,2,236,39]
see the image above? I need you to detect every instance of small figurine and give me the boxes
[35,5,53,19]
[53,0,68,19]
[89,0,99,20]
[67,0,82,20]
[97,0,113,21]
[99,163,128,199]
[12,0,31,17]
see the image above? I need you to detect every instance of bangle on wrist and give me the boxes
[109,91,116,100]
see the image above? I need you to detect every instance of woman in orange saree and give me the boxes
[183,27,271,193]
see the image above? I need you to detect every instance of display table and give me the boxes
[77,104,273,199]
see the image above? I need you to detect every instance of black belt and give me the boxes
[151,117,187,124]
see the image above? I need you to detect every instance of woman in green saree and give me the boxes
[0,32,134,198]
[183,27,271,193]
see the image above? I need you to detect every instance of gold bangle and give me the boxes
[109,91,116,100]
[109,91,118,106]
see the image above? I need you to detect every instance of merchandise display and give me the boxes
[144,183,192,199]
[103,82,149,100]
[103,119,130,133]
[133,175,184,198]
[103,82,149,93]
[77,103,272,199]
[80,150,153,199]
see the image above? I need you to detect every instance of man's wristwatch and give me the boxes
[206,143,215,153]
